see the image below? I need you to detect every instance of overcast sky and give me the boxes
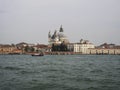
[0,0,120,45]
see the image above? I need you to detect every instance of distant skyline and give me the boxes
[0,0,120,45]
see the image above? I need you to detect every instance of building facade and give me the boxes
[48,26,69,45]
[87,48,120,55]
[0,45,22,54]
[67,39,95,54]
[87,43,120,55]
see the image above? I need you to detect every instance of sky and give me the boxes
[0,0,120,45]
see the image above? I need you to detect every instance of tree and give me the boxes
[24,46,29,52]
[52,43,68,52]
[30,47,34,52]
[24,46,34,52]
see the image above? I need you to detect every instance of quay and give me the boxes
[45,52,76,55]
[44,51,120,55]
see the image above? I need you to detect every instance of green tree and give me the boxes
[30,47,34,52]
[24,46,29,52]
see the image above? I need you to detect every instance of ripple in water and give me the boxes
[0,55,120,90]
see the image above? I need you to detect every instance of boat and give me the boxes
[31,53,44,56]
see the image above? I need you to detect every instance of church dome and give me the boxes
[58,32,67,39]
[58,32,69,43]
[48,25,69,44]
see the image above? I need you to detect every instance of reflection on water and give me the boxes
[0,55,120,90]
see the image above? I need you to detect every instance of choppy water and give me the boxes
[0,55,120,90]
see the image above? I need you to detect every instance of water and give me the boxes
[0,55,120,90]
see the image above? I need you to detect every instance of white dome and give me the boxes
[48,26,69,44]
[58,32,67,39]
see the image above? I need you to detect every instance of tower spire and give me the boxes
[48,30,51,38]
[59,25,64,32]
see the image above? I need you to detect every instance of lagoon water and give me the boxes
[0,55,120,90]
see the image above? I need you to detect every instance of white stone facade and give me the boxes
[67,39,95,54]
[48,26,69,45]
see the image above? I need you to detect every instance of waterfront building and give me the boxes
[48,25,69,45]
[33,44,51,52]
[16,42,28,47]
[67,39,95,54]
[67,41,120,55]
[16,42,35,48]
[87,48,120,55]
[87,43,120,55]
[0,44,22,54]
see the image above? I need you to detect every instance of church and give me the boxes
[48,26,69,45]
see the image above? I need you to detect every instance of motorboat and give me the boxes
[31,53,44,56]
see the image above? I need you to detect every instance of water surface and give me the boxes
[0,55,120,90]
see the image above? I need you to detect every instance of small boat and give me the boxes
[31,53,44,56]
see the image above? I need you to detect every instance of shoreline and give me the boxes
[0,52,120,55]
